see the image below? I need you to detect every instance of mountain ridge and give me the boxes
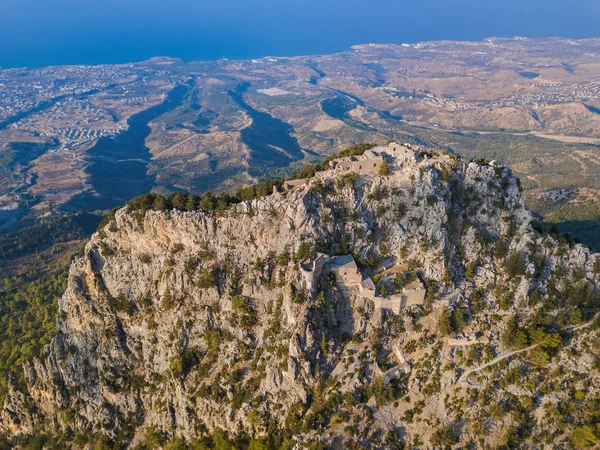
[2,143,599,449]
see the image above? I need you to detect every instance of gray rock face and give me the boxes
[2,150,599,448]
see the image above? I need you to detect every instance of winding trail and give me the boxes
[458,313,599,385]
[458,344,539,384]
[567,313,599,333]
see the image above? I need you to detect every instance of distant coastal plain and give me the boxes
[1,0,599,68]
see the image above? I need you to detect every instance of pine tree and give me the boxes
[437,307,453,336]
[152,195,167,211]
[199,192,217,211]
[320,333,328,356]
[451,308,466,333]
[465,261,478,281]
[378,160,391,176]
[569,308,583,325]
[505,251,526,279]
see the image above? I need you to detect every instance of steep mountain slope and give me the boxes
[2,144,599,449]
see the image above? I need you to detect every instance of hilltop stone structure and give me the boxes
[282,178,308,191]
[329,149,386,173]
[299,253,328,294]
[283,142,426,194]
[329,142,424,175]
[300,252,426,314]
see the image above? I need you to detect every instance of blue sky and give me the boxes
[0,0,599,67]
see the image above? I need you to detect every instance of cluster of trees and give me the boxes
[0,211,102,407]
[7,427,320,450]
[437,306,466,336]
[0,213,101,259]
[0,269,67,404]
[123,143,378,217]
[231,295,258,328]
[504,251,527,279]
[431,424,458,448]
[501,315,563,366]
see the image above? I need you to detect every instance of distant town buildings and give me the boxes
[0,63,185,151]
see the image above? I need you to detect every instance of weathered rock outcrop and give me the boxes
[2,147,600,448]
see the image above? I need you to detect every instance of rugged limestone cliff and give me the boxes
[2,145,600,449]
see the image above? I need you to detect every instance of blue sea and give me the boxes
[0,0,599,68]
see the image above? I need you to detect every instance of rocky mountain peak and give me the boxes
[2,143,599,449]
